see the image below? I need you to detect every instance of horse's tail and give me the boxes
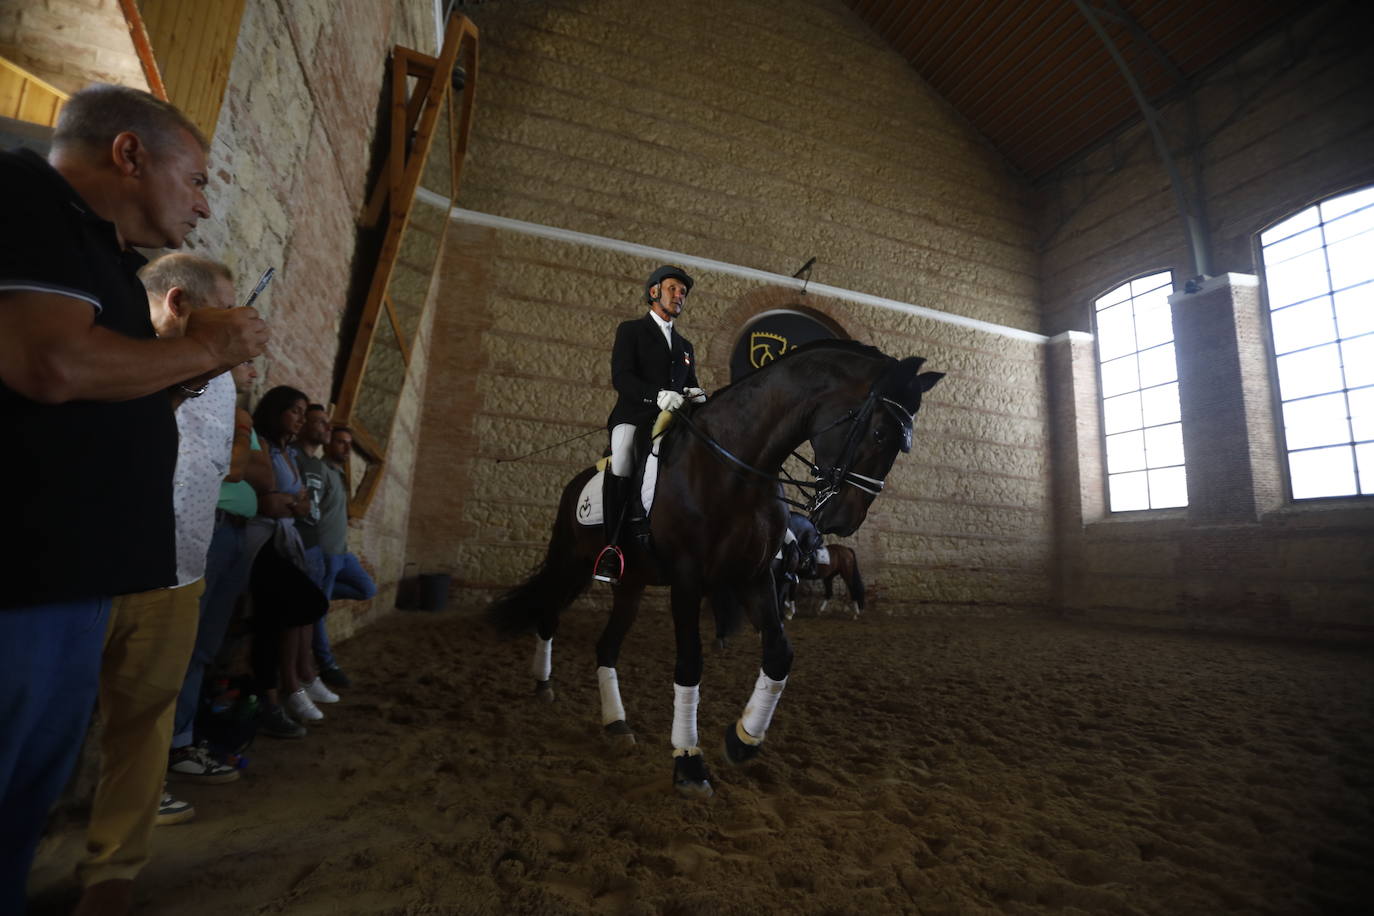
[845,547,865,611]
[486,468,596,637]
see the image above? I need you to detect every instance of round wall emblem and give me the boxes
[729,308,844,382]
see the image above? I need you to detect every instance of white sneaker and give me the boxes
[304,677,339,704]
[285,688,324,722]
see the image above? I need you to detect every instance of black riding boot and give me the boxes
[594,473,629,583]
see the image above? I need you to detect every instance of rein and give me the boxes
[672,363,915,516]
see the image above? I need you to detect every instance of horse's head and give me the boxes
[807,355,944,536]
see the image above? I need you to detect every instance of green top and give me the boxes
[216,428,259,518]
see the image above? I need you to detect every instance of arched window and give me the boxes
[1259,186,1374,500]
[1093,270,1187,511]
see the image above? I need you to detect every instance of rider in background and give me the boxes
[594,265,706,583]
[787,512,823,579]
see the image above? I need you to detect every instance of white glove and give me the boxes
[656,389,685,412]
[685,387,706,403]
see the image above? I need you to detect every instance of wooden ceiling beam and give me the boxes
[957,3,1080,119]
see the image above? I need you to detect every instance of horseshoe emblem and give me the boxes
[750,331,791,369]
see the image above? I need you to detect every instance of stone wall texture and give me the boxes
[10,0,1372,639]
[407,0,1053,619]
[0,0,148,94]
[453,0,1040,331]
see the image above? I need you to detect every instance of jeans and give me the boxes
[171,519,251,749]
[0,598,110,913]
[312,552,377,669]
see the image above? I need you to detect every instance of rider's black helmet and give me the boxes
[644,265,694,304]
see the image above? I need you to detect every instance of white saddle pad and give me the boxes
[815,546,830,566]
[576,454,660,527]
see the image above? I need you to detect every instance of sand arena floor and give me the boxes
[29,600,1374,915]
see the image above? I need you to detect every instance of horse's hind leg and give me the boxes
[723,573,793,767]
[820,571,835,614]
[669,585,712,799]
[595,583,643,744]
[846,564,864,618]
[531,614,557,702]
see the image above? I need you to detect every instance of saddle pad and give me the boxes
[575,454,660,527]
[815,546,830,566]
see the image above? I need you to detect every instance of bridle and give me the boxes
[673,363,915,517]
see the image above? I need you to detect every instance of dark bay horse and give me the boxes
[783,544,865,620]
[487,340,943,798]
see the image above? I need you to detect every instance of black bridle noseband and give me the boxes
[672,365,915,517]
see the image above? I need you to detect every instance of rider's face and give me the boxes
[651,277,689,321]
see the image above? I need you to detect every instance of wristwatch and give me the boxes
[177,381,209,398]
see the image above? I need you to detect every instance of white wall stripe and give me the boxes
[419,191,1050,344]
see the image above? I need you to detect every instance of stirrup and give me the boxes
[593,545,625,584]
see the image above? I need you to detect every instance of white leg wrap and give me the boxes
[531,636,552,682]
[740,669,787,741]
[671,682,700,753]
[597,666,627,725]
[819,599,829,613]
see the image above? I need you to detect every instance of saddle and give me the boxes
[577,410,677,529]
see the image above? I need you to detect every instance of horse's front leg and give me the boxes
[594,583,643,744]
[669,584,713,799]
[723,572,793,766]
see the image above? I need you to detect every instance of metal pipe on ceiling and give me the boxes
[1070,0,1213,277]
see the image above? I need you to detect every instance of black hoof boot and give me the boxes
[672,753,714,799]
[603,719,636,744]
[723,720,762,766]
[534,679,555,702]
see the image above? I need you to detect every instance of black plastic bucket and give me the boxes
[418,573,451,612]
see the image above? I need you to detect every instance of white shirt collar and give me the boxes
[648,309,673,346]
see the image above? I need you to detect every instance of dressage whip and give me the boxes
[495,427,602,463]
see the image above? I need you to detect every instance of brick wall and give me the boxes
[182,0,439,632]
[1039,2,1374,335]
[2,1,442,626]
[407,0,1053,618]
[1050,274,1374,632]
[1039,3,1374,633]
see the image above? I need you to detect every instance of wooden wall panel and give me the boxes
[0,57,67,127]
[136,0,245,140]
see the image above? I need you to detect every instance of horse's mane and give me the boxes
[702,338,890,402]
[783,338,888,361]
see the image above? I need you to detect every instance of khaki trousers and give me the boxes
[77,580,204,887]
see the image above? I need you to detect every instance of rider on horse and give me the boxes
[785,512,823,580]
[593,265,706,583]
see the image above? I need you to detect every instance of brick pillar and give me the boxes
[1170,274,1281,523]
[405,221,495,577]
[1047,330,1104,608]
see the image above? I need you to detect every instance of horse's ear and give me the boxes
[916,371,944,393]
[887,357,925,394]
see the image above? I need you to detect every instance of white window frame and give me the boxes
[1257,185,1374,502]
[1092,270,1188,512]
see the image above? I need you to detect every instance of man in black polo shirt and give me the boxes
[0,83,267,912]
